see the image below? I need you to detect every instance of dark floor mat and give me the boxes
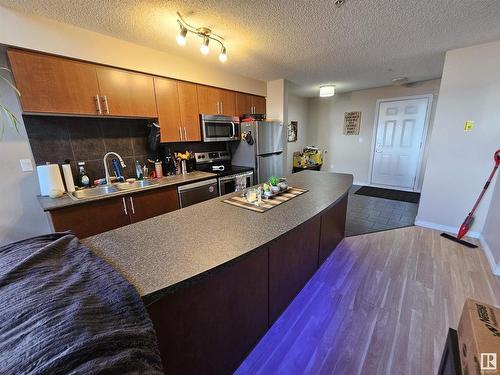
[354,186,420,203]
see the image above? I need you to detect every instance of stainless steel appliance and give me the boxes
[177,178,218,208]
[201,114,240,142]
[194,151,254,195]
[230,121,285,183]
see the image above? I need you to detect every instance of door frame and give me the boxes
[368,94,433,192]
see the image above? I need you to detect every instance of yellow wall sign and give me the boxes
[464,120,474,131]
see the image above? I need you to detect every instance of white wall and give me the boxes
[0,47,50,244]
[286,94,309,173]
[307,80,440,188]
[482,179,500,275]
[0,6,266,96]
[417,40,500,236]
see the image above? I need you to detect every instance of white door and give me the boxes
[371,97,430,189]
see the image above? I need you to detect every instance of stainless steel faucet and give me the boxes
[103,152,126,184]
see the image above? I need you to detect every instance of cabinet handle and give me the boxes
[95,95,102,114]
[184,127,187,140]
[102,95,110,114]
[122,197,128,215]
[179,127,183,141]
[129,196,135,214]
[216,101,220,114]
[253,106,256,114]
[220,101,223,114]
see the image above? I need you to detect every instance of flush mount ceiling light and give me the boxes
[176,12,228,63]
[319,85,335,97]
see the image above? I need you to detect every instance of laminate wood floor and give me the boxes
[236,226,500,375]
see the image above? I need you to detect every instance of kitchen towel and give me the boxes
[37,164,65,196]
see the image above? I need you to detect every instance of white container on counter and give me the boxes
[37,163,65,197]
[61,163,75,192]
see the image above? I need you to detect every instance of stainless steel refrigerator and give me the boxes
[230,121,285,183]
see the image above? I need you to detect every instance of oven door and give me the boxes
[201,116,240,142]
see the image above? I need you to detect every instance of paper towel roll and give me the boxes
[37,164,65,196]
[61,163,75,192]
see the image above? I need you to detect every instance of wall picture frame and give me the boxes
[344,111,361,135]
[288,121,298,142]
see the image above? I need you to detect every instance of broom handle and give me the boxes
[468,149,500,215]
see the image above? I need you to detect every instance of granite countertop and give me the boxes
[83,171,353,304]
[38,171,217,211]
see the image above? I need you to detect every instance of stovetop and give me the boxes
[194,151,253,177]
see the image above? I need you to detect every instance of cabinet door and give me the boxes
[128,186,180,223]
[155,77,182,143]
[197,85,220,115]
[178,82,201,141]
[96,67,157,117]
[236,93,252,116]
[7,49,100,115]
[219,89,236,116]
[252,95,266,115]
[49,197,130,238]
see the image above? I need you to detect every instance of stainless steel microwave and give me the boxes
[201,114,240,142]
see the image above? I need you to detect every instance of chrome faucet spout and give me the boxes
[103,152,126,185]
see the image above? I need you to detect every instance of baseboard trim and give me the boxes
[479,235,500,276]
[414,219,481,239]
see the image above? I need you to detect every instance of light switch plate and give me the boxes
[20,158,33,172]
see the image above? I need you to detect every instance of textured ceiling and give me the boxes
[2,0,500,96]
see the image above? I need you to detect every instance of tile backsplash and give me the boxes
[24,115,155,181]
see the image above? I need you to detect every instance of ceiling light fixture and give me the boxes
[176,25,188,45]
[176,12,228,62]
[319,85,335,97]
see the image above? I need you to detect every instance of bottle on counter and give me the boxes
[135,160,144,180]
[154,160,163,178]
[76,161,91,188]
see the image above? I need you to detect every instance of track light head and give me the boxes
[200,36,210,55]
[218,46,227,62]
[176,25,187,46]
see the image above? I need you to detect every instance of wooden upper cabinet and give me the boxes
[155,77,182,142]
[197,85,220,115]
[7,48,101,115]
[96,67,157,118]
[236,92,253,116]
[218,89,236,116]
[253,95,266,114]
[178,82,201,141]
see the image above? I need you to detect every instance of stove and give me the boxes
[194,151,254,195]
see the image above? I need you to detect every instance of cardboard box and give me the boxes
[457,299,500,374]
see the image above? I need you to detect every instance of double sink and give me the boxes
[70,180,158,200]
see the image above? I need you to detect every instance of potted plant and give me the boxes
[268,176,280,194]
[0,67,21,137]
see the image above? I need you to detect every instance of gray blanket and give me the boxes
[0,232,163,374]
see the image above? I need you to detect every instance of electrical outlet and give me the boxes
[20,158,33,172]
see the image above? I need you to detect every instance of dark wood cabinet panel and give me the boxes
[7,48,101,115]
[268,217,321,323]
[154,77,182,142]
[128,186,179,223]
[253,95,266,114]
[96,66,157,117]
[147,246,269,374]
[318,194,348,265]
[50,196,130,239]
[178,81,201,141]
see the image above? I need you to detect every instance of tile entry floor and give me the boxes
[345,185,418,237]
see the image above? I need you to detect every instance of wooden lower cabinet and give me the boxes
[147,246,269,375]
[127,186,179,223]
[268,217,321,323]
[50,196,130,239]
[49,186,179,238]
[318,194,348,265]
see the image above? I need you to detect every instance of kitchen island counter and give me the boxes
[83,171,352,304]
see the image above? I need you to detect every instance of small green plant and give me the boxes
[0,67,21,137]
[268,176,280,186]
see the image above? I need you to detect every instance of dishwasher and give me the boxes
[177,178,219,208]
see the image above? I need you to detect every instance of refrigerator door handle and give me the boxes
[259,151,283,157]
